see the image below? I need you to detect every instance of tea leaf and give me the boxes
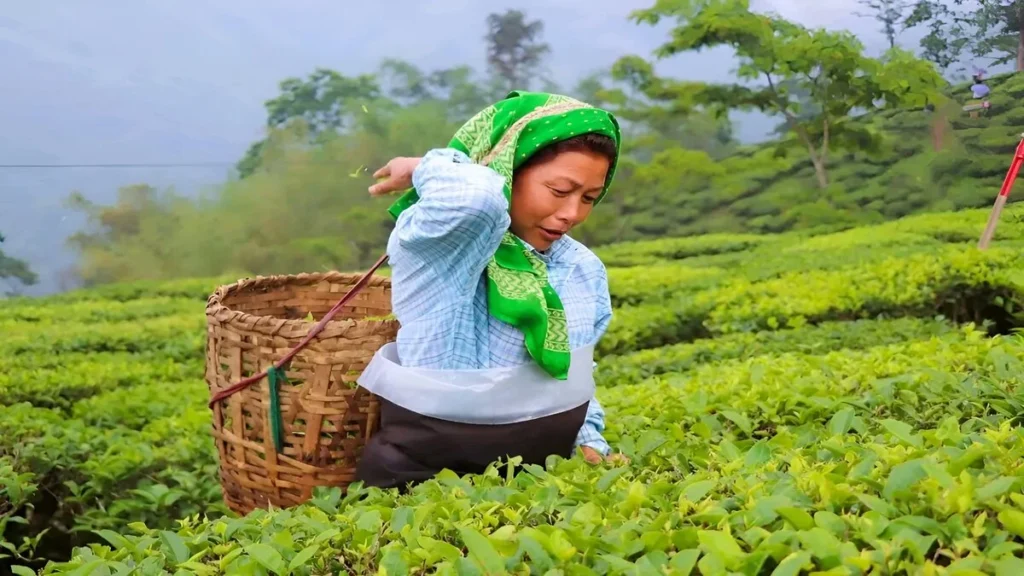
[827,407,855,436]
[770,551,812,576]
[457,526,505,574]
[289,545,319,571]
[998,510,1024,539]
[159,530,189,564]
[880,419,922,447]
[776,507,814,530]
[883,459,926,499]
[668,549,700,575]
[976,476,1017,501]
[245,543,287,575]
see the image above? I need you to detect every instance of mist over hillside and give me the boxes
[0,0,951,296]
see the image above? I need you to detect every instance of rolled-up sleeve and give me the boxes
[575,399,611,456]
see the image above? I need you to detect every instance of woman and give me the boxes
[354,91,622,490]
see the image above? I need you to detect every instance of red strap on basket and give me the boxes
[207,252,390,409]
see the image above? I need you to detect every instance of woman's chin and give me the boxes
[514,232,551,252]
[528,238,554,252]
[535,229,564,249]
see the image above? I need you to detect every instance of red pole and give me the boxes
[978,135,1024,250]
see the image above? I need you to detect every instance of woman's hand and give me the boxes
[368,157,421,196]
[580,446,603,464]
[580,446,630,466]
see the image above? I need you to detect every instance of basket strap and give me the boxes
[207,252,391,409]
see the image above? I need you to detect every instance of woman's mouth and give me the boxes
[539,227,565,242]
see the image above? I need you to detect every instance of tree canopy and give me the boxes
[608,0,947,189]
[0,231,37,295]
[907,0,1024,74]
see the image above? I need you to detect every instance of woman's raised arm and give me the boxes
[383,148,511,317]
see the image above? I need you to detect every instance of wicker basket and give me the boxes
[204,270,398,515]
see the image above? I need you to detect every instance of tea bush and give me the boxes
[36,330,1024,575]
[2,206,1023,575]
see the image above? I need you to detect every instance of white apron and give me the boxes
[357,343,596,425]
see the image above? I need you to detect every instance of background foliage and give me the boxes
[5,0,1024,574]
[33,0,1019,290]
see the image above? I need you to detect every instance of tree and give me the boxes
[906,0,1024,73]
[64,184,191,286]
[0,231,38,295]
[64,58,473,287]
[264,69,382,136]
[614,0,946,189]
[235,69,385,177]
[769,79,820,137]
[583,63,737,160]
[425,65,497,118]
[235,60,500,178]
[484,9,551,92]
[855,0,911,49]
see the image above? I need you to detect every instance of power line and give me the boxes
[0,162,236,169]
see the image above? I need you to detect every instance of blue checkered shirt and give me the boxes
[384,147,612,456]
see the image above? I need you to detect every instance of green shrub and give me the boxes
[594,233,772,268]
[39,331,1024,575]
[4,208,1024,574]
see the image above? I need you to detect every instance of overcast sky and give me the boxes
[0,0,924,295]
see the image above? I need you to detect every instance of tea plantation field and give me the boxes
[3,205,1024,575]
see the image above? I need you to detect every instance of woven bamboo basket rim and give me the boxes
[205,271,399,337]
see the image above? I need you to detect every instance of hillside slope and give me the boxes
[23,73,1024,297]
[608,72,1024,243]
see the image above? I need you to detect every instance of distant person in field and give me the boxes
[354,90,626,490]
[971,74,990,99]
[968,74,991,119]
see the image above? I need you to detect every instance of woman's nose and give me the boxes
[554,198,585,224]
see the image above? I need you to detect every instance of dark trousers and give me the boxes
[355,398,589,490]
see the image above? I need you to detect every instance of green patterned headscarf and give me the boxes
[387,91,621,380]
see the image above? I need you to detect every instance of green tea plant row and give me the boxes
[6,275,242,305]
[0,314,204,357]
[601,245,1023,355]
[595,317,964,388]
[4,207,1023,573]
[3,317,970,570]
[607,265,725,308]
[39,330,1024,575]
[0,352,202,410]
[594,233,772,268]
[599,206,1024,292]
[1,397,224,567]
[592,205,1024,269]
[0,297,203,324]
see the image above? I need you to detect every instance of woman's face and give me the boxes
[509,149,610,251]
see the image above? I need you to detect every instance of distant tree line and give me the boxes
[55,2,963,289]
